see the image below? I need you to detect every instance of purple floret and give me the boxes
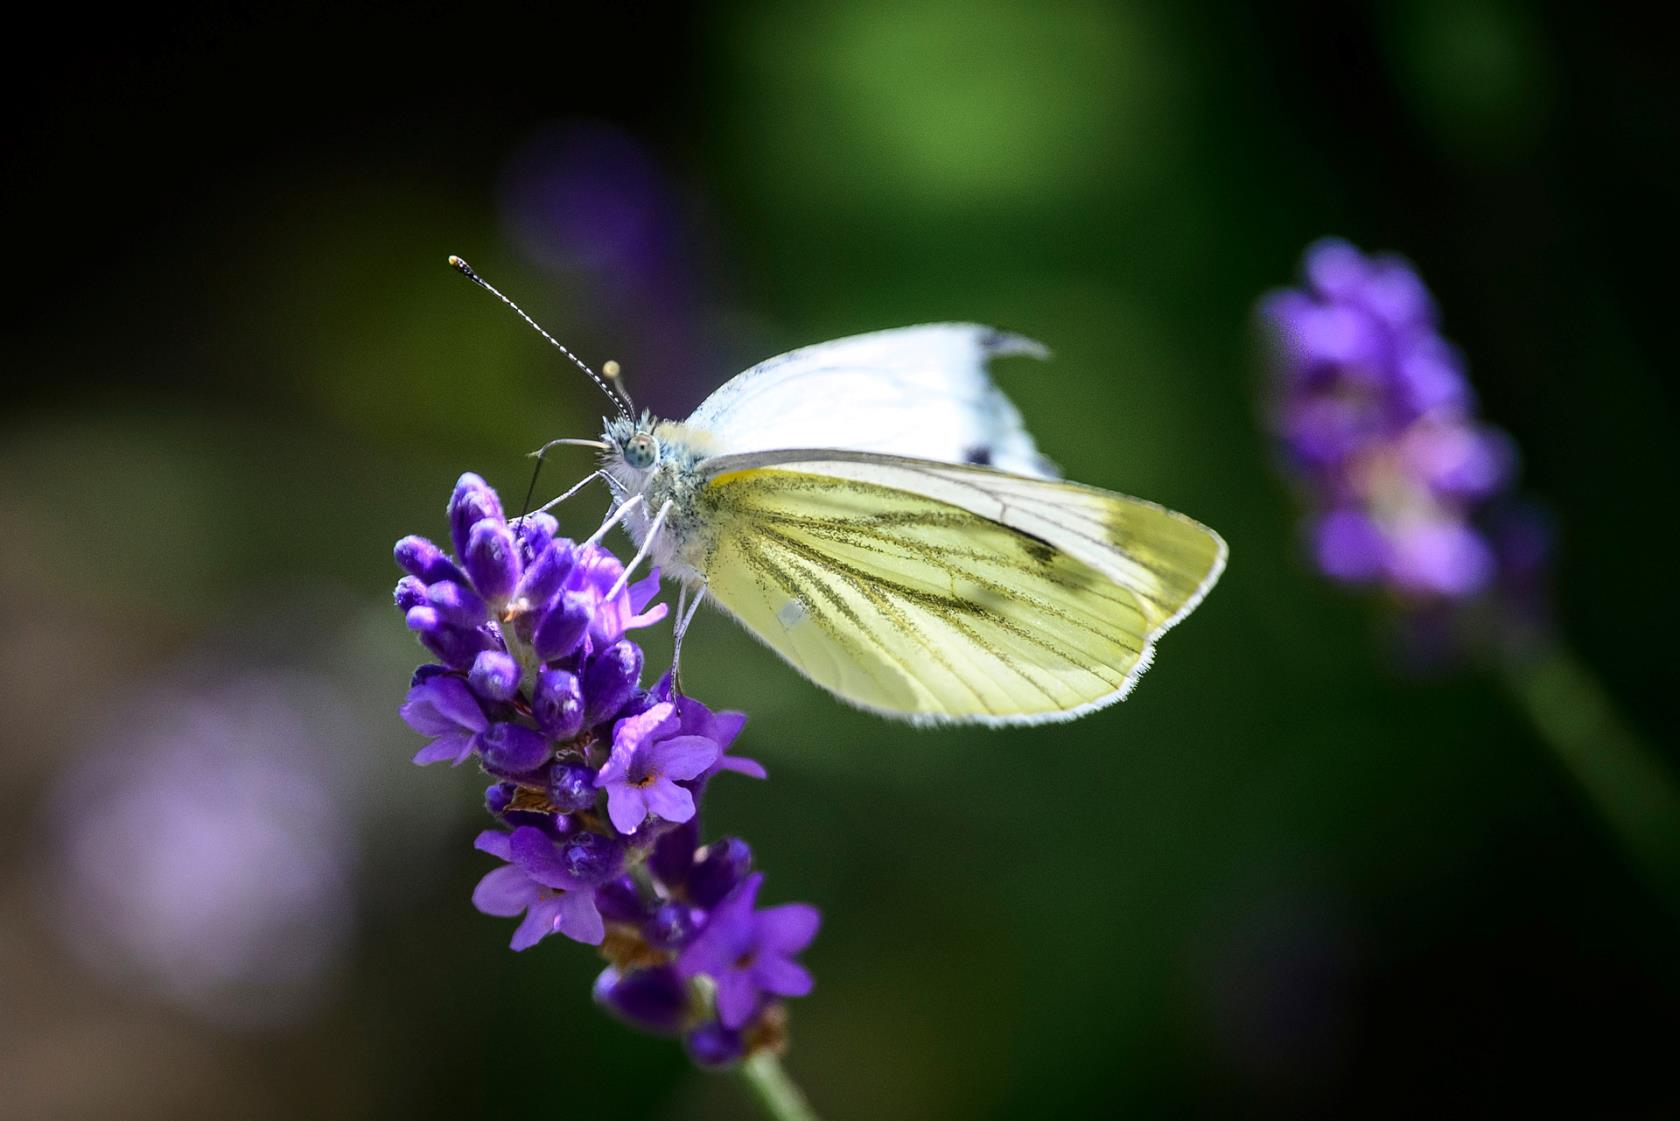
[678,873,819,1029]
[399,676,488,766]
[596,702,720,834]
[471,829,604,948]
[595,965,692,1035]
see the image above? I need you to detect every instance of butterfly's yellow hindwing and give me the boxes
[692,464,1223,726]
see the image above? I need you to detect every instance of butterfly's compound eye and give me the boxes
[624,432,659,470]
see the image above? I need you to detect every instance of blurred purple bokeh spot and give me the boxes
[494,118,725,412]
[1196,885,1359,1101]
[498,120,677,288]
[41,677,358,1030]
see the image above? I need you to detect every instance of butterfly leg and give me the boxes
[582,493,643,549]
[515,470,604,523]
[671,581,708,696]
[604,498,672,600]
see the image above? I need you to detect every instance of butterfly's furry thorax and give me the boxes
[600,414,721,586]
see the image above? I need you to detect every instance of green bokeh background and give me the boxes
[4,2,1677,1117]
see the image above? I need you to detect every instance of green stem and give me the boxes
[1501,642,1680,921]
[495,615,543,702]
[735,1052,821,1121]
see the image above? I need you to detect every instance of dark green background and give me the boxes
[4,2,1677,1117]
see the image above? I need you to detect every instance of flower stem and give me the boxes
[495,618,542,702]
[735,1052,821,1121]
[1501,642,1680,921]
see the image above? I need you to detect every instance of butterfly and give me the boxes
[452,258,1226,727]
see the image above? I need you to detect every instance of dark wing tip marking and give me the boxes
[979,328,1052,361]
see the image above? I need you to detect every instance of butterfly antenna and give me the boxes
[446,254,629,419]
[516,438,610,522]
[520,453,545,524]
[601,359,636,416]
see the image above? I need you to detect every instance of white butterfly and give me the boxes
[454,259,1226,727]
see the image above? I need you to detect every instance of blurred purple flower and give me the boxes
[392,473,817,1065]
[499,121,676,284]
[678,873,820,1030]
[494,120,727,411]
[44,680,356,1029]
[685,1020,747,1067]
[1261,239,1551,639]
[595,964,692,1035]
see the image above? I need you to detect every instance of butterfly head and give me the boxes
[602,412,664,475]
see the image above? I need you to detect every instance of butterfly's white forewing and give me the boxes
[683,324,1058,478]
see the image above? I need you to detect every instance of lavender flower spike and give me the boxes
[391,473,821,1101]
[1260,238,1549,643]
[1258,240,1680,925]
